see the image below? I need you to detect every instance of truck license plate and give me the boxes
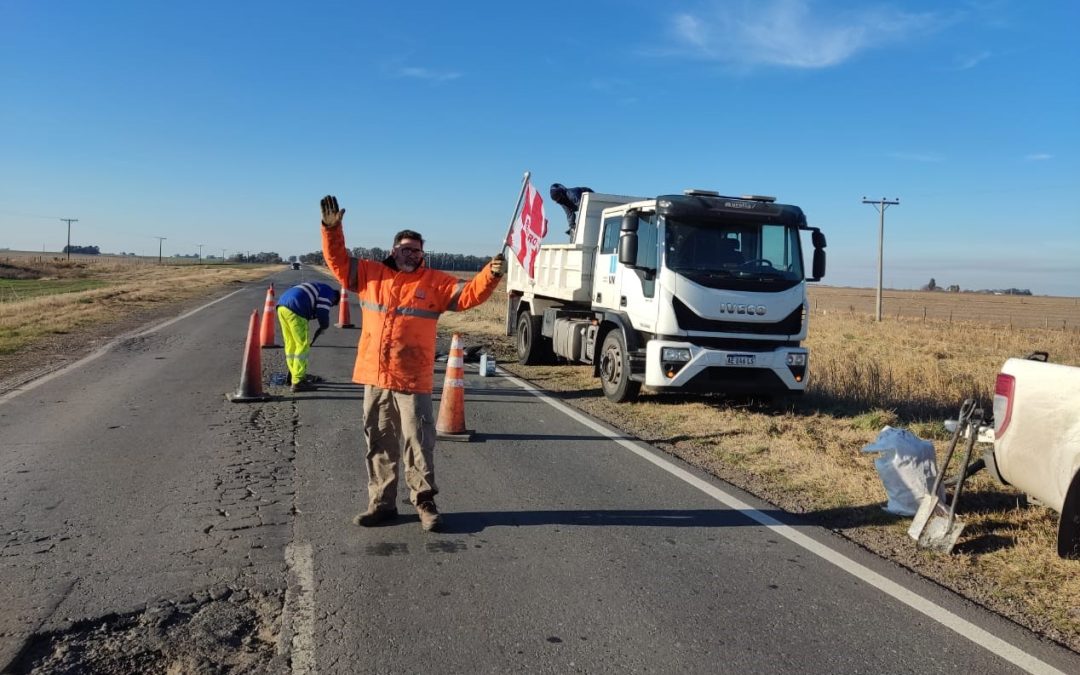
[727,354,756,366]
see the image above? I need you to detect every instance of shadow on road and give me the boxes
[432,507,792,534]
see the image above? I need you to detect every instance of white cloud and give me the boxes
[667,0,945,69]
[393,66,462,82]
[1024,153,1052,161]
[953,50,991,70]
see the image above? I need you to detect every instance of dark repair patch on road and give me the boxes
[7,590,288,675]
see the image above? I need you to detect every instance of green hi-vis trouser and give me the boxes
[277,306,310,383]
[363,385,438,509]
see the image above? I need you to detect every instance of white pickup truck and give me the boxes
[988,353,1080,558]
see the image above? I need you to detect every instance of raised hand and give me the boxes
[320,195,345,229]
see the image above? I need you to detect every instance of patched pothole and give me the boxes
[9,590,287,675]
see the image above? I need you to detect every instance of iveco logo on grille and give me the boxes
[723,200,755,209]
[718,303,767,316]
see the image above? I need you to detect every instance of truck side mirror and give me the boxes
[811,249,826,281]
[812,230,827,249]
[618,210,639,267]
[619,232,639,266]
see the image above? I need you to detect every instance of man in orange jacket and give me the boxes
[320,195,506,532]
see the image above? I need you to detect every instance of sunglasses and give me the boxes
[397,246,423,255]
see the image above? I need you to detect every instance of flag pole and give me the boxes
[502,171,531,337]
[502,171,531,253]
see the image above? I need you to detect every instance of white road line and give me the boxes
[284,542,316,675]
[0,288,245,406]
[496,369,1068,675]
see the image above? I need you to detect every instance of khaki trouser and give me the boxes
[362,385,438,509]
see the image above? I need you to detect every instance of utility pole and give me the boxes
[221,248,226,263]
[862,197,900,322]
[197,244,204,262]
[155,236,167,264]
[60,218,78,260]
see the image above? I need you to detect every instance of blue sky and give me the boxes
[2,1,1078,295]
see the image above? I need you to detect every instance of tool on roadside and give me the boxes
[908,399,985,553]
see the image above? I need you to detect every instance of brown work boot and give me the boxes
[352,505,398,527]
[416,500,442,532]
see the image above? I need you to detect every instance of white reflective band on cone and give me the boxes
[447,356,464,368]
[446,379,466,388]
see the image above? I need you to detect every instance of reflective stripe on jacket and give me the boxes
[322,225,501,394]
[277,282,336,330]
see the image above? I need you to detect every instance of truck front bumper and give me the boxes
[643,341,808,393]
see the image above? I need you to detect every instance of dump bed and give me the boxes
[505,242,592,302]
[506,191,644,302]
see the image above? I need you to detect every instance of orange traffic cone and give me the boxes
[259,284,279,348]
[335,286,355,328]
[228,310,271,402]
[436,333,473,441]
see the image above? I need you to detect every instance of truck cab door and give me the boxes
[594,212,658,332]
[592,215,622,311]
[620,212,658,332]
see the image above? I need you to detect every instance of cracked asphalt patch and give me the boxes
[2,364,306,673]
[8,590,288,674]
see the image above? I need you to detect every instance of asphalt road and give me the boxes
[1,269,1078,674]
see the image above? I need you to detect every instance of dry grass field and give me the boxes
[0,256,280,385]
[809,285,1080,330]
[2,258,1078,652]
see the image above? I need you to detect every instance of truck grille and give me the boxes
[673,297,804,335]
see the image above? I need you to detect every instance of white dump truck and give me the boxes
[505,189,827,402]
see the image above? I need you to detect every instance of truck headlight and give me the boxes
[786,351,808,383]
[662,348,692,362]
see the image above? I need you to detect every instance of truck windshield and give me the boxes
[664,218,804,286]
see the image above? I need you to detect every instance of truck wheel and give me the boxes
[599,330,640,403]
[516,312,551,365]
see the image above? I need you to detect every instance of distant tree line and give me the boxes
[228,252,283,264]
[921,277,1032,295]
[63,245,100,254]
[299,247,491,271]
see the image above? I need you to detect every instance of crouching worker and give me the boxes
[319,194,506,532]
[276,281,340,392]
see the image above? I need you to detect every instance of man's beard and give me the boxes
[399,260,419,273]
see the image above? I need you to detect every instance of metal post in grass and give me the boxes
[862,197,900,322]
[155,236,166,264]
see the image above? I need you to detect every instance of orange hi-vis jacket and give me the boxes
[322,225,502,394]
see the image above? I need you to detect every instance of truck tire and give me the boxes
[516,312,551,365]
[1058,469,1080,559]
[599,330,641,403]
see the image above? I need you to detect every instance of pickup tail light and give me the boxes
[993,374,1015,437]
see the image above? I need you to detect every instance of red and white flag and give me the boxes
[507,180,548,279]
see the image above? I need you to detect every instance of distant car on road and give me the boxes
[291,262,301,270]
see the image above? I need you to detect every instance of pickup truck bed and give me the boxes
[993,355,1080,557]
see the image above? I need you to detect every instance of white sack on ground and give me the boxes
[861,426,940,516]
